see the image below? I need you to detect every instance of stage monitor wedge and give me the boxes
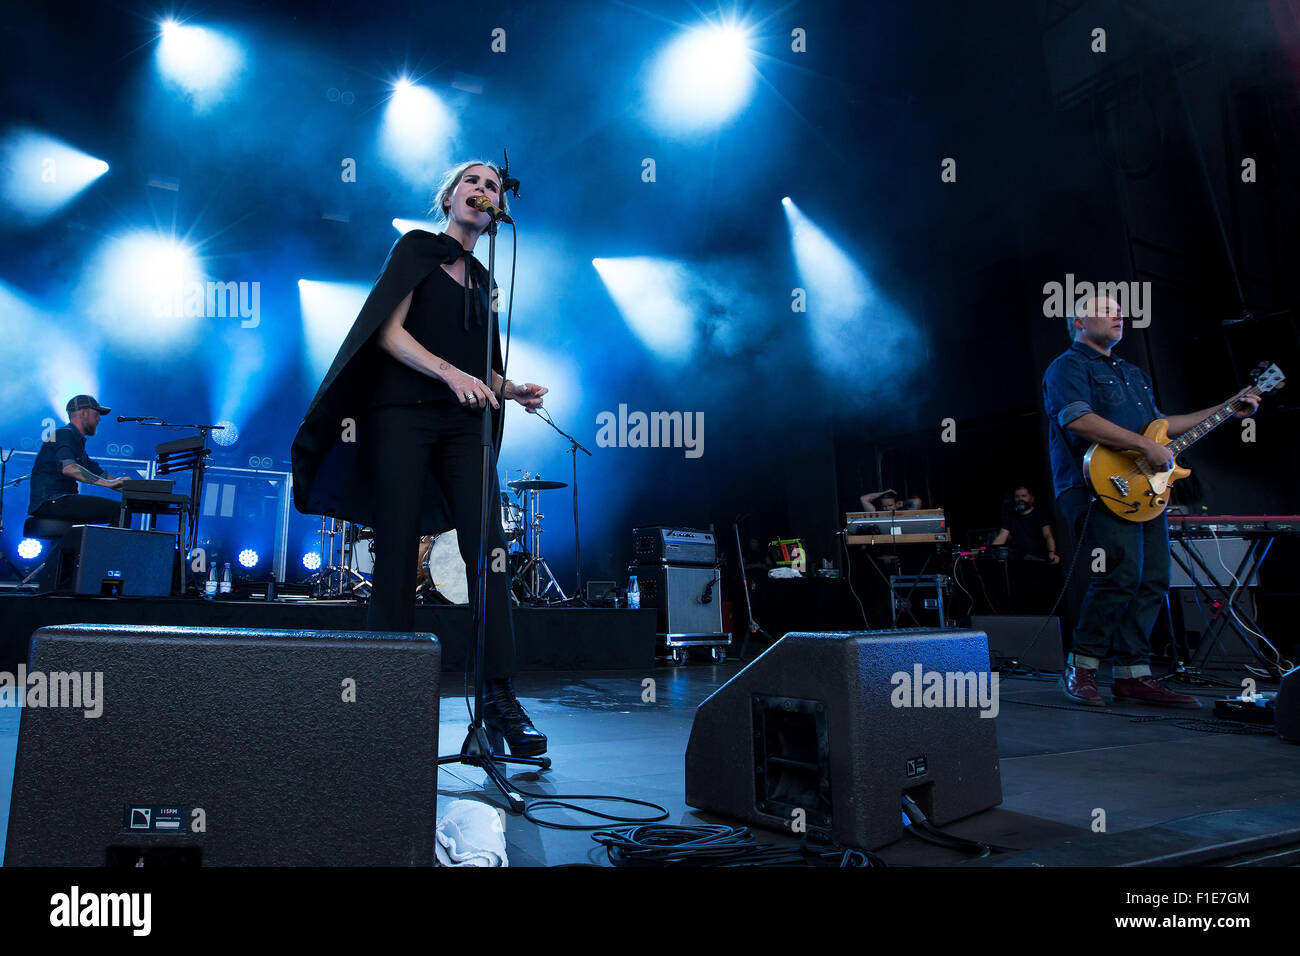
[5,624,440,866]
[974,615,1065,673]
[685,629,1002,851]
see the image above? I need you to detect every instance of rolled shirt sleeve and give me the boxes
[1043,358,1094,428]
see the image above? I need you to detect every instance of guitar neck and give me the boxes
[1165,397,1249,455]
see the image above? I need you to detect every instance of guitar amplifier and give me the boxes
[632,526,717,566]
[1169,537,1260,588]
[629,564,726,639]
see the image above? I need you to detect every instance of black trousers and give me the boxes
[363,403,516,678]
[1057,486,1170,673]
[31,494,122,526]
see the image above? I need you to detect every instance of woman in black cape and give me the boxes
[291,160,549,755]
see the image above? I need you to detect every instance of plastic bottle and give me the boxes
[204,564,217,599]
[627,574,640,610]
[220,562,232,595]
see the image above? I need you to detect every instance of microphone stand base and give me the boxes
[439,724,552,814]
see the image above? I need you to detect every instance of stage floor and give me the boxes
[0,592,659,673]
[433,666,1300,866]
[6,661,1295,866]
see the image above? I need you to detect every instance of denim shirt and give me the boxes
[27,424,104,513]
[1042,341,1163,499]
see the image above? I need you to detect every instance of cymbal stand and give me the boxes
[311,517,369,599]
[509,479,567,603]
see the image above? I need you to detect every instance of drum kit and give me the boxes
[308,470,571,606]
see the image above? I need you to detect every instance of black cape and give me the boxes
[290,229,503,535]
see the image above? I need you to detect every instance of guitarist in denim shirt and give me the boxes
[1042,295,1259,707]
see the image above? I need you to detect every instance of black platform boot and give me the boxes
[481,678,548,757]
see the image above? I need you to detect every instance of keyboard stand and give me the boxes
[1169,533,1278,677]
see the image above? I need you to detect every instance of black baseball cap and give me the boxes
[66,395,111,415]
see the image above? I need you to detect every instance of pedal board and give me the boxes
[1213,694,1275,725]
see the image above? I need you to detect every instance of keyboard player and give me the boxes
[27,395,126,526]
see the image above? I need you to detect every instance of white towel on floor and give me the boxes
[435,800,509,867]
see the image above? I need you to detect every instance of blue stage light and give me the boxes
[156,20,245,110]
[647,22,755,135]
[782,197,920,388]
[0,129,109,224]
[302,551,321,571]
[298,279,372,383]
[486,338,579,460]
[211,420,239,447]
[592,257,696,362]
[17,539,42,561]
[238,548,259,568]
[381,79,456,184]
[82,231,205,352]
[0,281,100,418]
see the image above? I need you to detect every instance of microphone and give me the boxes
[117,416,148,423]
[500,147,520,198]
[469,195,513,224]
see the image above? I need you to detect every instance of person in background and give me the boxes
[859,488,922,512]
[992,485,1060,564]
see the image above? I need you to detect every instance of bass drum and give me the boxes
[420,530,468,604]
[351,530,375,577]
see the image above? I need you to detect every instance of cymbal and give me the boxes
[507,479,568,491]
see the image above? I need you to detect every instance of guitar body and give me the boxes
[1084,419,1191,522]
[1079,362,1283,523]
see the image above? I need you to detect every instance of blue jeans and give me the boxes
[1057,487,1170,678]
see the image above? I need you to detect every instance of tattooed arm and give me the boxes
[377,291,498,409]
[61,462,123,488]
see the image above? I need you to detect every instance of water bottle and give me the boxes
[204,564,217,599]
[627,575,640,610]
[220,562,232,595]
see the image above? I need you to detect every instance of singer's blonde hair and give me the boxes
[428,160,509,228]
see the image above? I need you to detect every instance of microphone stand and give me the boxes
[438,176,549,813]
[734,519,775,661]
[533,411,592,605]
[0,449,26,582]
[126,417,224,595]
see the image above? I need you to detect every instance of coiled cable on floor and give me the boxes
[591,823,883,867]
[518,792,668,830]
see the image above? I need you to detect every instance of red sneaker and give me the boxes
[1112,675,1202,709]
[1060,664,1105,706]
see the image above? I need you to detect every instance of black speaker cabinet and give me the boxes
[685,629,1002,850]
[5,624,441,866]
[41,525,175,596]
